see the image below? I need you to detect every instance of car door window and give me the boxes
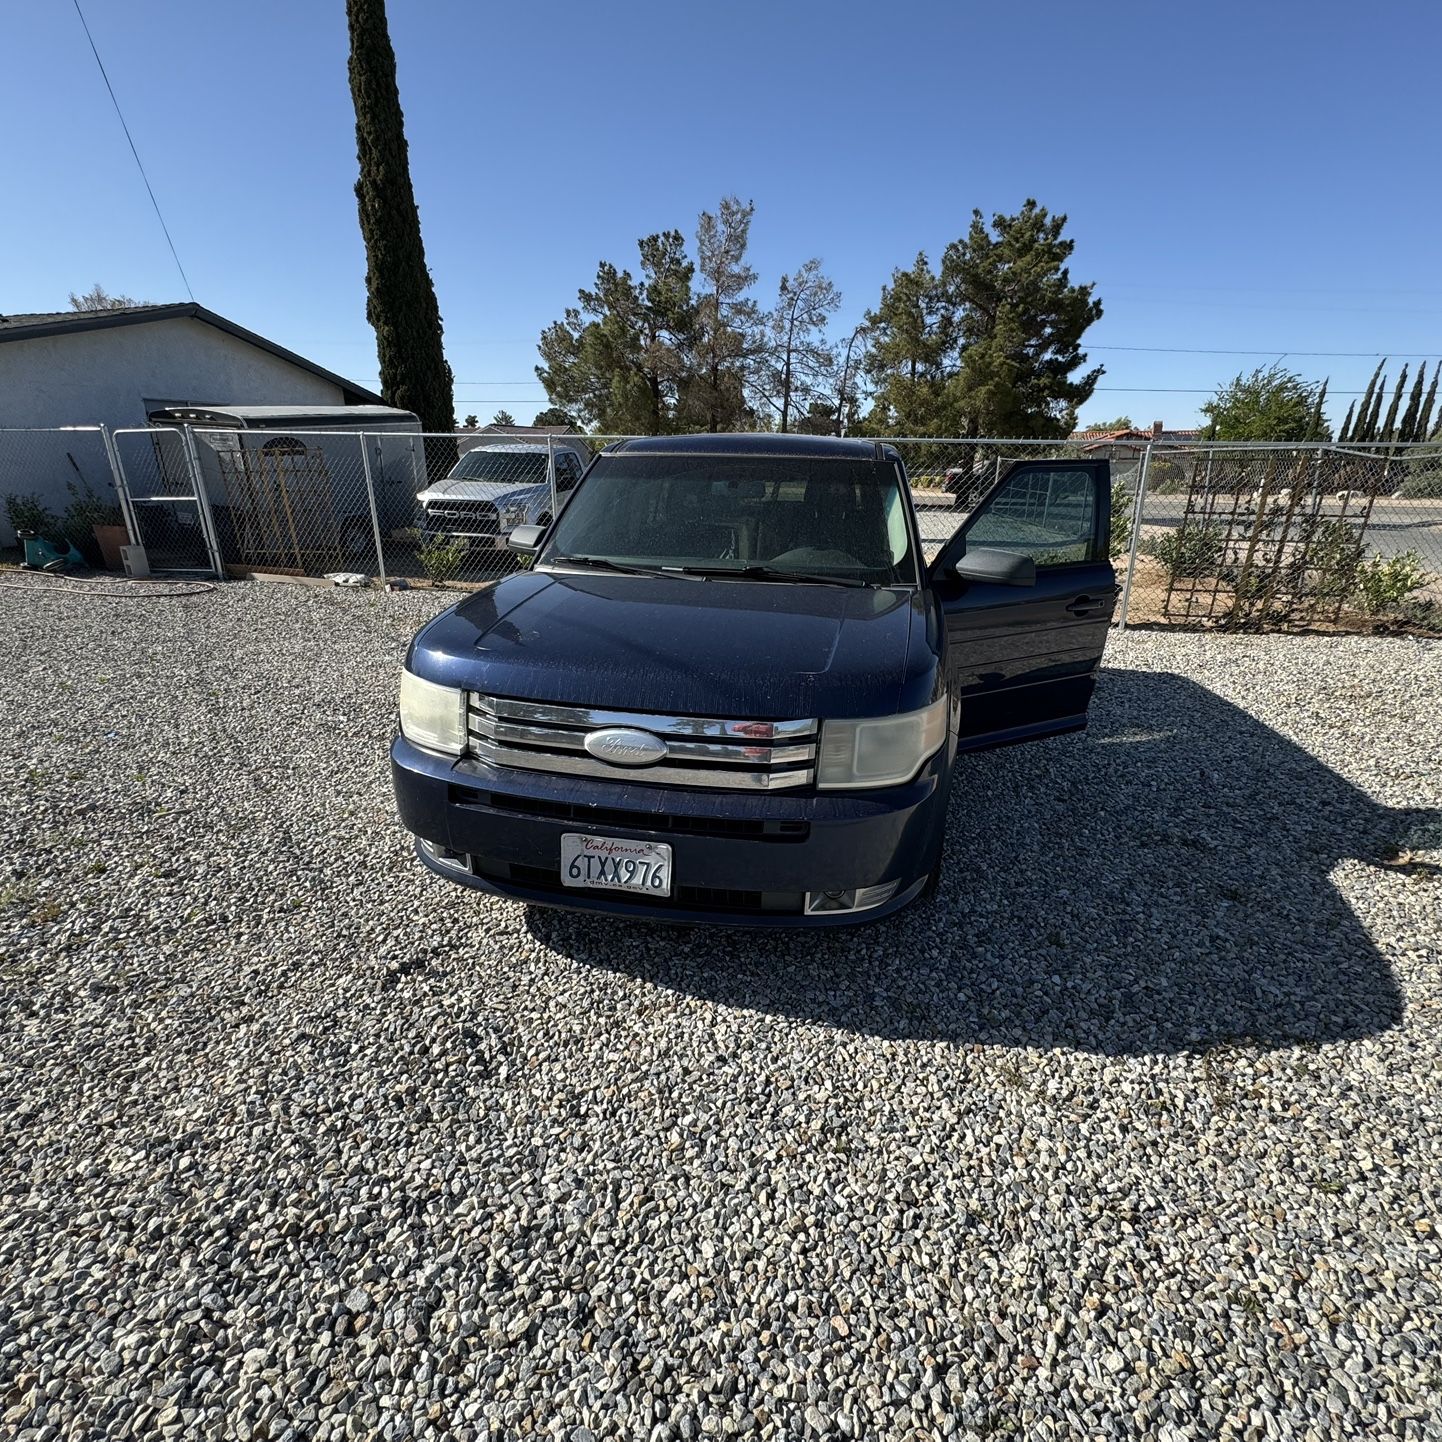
[557,455,581,492]
[965,467,1097,566]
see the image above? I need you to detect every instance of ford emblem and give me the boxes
[584,727,668,767]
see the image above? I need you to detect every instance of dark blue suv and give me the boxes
[391,435,1117,925]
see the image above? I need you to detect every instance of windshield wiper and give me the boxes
[547,554,676,578]
[668,564,872,589]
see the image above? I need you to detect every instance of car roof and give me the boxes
[609,433,898,460]
[459,441,574,454]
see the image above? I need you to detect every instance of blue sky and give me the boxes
[6,0,1440,429]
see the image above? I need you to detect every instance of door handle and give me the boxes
[1066,594,1111,615]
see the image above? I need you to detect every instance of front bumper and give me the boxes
[390,736,947,927]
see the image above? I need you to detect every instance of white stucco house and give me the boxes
[0,301,385,427]
[0,303,421,557]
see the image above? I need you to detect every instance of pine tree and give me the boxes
[1380,364,1409,441]
[688,196,759,432]
[1338,400,1356,444]
[346,0,454,442]
[861,253,950,434]
[1398,362,1426,443]
[939,201,1103,438]
[1352,360,1385,443]
[536,232,696,433]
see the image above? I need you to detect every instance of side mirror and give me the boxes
[506,524,545,554]
[951,546,1036,587]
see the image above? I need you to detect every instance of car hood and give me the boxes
[409,570,937,718]
[416,479,546,505]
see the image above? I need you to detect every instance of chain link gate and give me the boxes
[110,427,223,576]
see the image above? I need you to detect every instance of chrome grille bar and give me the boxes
[470,715,815,766]
[475,695,816,740]
[466,694,818,790]
[468,738,812,790]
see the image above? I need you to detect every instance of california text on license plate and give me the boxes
[560,833,672,896]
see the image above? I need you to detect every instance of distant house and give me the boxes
[477,422,583,439]
[1070,420,1201,454]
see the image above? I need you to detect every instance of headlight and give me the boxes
[398,670,467,756]
[500,501,530,526]
[816,696,948,790]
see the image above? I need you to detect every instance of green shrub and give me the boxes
[1109,482,1134,559]
[1398,597,1442,632]
[418,534,467,584]
[62,479,123,541]
[1144,456,1189,494]
[1299,517,1361,598]
[1397,471,1442,500]
[1148,523,1224,579]
[1352,550,1433,615]
[4,492,58,536]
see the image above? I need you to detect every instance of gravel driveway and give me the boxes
[1,578,1439,1441]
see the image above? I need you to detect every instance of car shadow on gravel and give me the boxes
[528,670,1420,1055]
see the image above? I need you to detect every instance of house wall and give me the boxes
[0,317,346,429]
[0,319,349,545]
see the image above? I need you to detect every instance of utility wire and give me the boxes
[72,0,194,302]
[1094,386,1375,395]
[1090,345,1442,359]
[362,343,1442,384]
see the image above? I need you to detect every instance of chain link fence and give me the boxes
[3,425,1440,632]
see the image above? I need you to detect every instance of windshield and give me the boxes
[541,454,917,586]
[447,450,548,484]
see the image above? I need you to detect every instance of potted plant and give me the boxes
[63,478,129,570]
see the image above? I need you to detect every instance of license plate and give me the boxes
[560,833,672,897]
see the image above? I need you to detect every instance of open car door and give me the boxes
[928,458,1117,752]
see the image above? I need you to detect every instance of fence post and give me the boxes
[546,433,558,520]
[180,426,227,579]
[1117,441,1153,628]
[357,432,388,588]
[98,424,141,548]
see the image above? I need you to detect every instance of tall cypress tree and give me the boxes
[1352,359,1385,443]
[1338,400,1356,444]
[1304,379,1329,441]
[1362,368,1387,441]
[1380,364,1409,441]
[1399,361,1426,442]
[1417,368,1439,442]
[347,0,455,443]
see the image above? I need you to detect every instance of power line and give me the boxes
[1094,386,1374,395]
[71,0,194,302]
[1091,344,1442,358]
[367,345,1442,381]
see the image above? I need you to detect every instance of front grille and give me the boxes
[426,500,498,532]
[466,696,817,791]
[451,785,810,841]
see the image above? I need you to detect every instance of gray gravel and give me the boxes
[1,576,1439,1441]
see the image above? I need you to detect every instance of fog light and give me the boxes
[418,838,471,874]
[805,880,899,915]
